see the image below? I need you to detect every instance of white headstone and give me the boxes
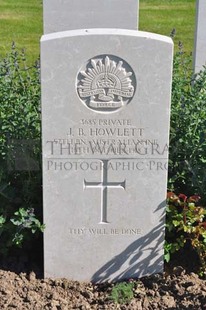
[194,0,206,72]
[41,28,173,282]
[43,0,139,34]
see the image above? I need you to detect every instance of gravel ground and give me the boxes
[0,266,206,309]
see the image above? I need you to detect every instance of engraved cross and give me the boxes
[84,160,126,224]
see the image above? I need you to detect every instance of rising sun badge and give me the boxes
[77,55,136,113]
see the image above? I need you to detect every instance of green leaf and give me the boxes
[164,252,170,263]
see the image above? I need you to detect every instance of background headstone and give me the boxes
[43,0,139,34]
[194,0,206,73]
[41,28,173,282]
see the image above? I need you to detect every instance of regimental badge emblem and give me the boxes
[77,55,136,112]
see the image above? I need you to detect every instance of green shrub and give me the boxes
[165,192,206,275]
[0,43,43,255]
[168,48,206,202]
[165,42,206,275]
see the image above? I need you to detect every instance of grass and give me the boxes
[0,0,196,63]
[139,0,196,54]
[0,0,42,63]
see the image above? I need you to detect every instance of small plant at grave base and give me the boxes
[110,281,134,304]
[165,192,206,276]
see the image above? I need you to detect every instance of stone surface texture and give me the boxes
[41,29,173,282]
[43,0,138,34]
[194,0,206,72]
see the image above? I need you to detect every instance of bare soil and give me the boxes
[0,266,205,309]
[0,246,205,309]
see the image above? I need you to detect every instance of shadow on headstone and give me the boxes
[91,201,165,283]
